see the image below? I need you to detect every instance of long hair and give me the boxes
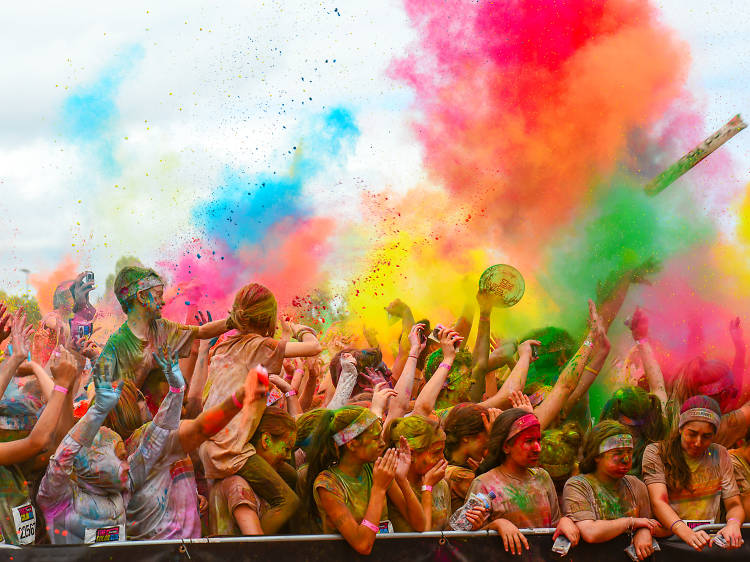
[102,380,144,442]
[229,283,277,336]
[476,408,528,476]
[303,406,369,514]
[250,406,296,447]
[600,386,665,474]
[443,403,488,460]
[540,421,582,480]
[659,395,721,492]
[295,408,327,453]
[579,420,632,474]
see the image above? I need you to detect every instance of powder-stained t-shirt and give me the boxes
[641,442,738,522]
[93,319,197,413]
[562,474,651,522]
[125,425,201,540]
[389,478,450,532]
[208,476,267,536]
[313,464,389,534]
[729,451,750,497]
[199,333,285,480]
[467,467,561,529]
[445,464,476,514]
[0,465,34,545]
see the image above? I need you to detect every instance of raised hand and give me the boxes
[0,304,11,344]
[517,339,540,362]
[194,310,213,326]
[10,310,30,359]
[509,391,533,413]
[588,299,609,348]
[626,307,649,341]
[438,326,463,360]
[152,345,185,389]
[49,346,79,390]
[395,436,412,481]
[408,323,427,353]
[423,458,448,487]
[481,407,503,432]
[370,382,396,418]
[729,317,744,345]
[372,448,398,490]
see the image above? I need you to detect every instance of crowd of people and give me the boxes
[0,263,747,558]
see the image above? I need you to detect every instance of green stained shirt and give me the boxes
[389,478,450,532]
[0,465,32,545]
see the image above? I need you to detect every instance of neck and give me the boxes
[501,458,527,478]
[127,309,152,340]
[336,452,365,478]
[407,464,420,485]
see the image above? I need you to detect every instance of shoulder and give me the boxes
[314,469,342,493]
[623,475,648,493]
[531,467,554,484]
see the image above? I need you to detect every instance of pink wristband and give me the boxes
[636,339,648,345]
[169,385,184,394]
[53,385,68,395]
[285,389,297,397]
[439,362,453,370]
[360,519,379,533]
[421,484,433,492]
[232,391,243,409]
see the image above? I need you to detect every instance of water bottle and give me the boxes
[449,491,496,531]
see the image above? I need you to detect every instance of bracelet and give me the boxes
[727,517,741,525]
[53,385,69,395]
[294,368,305,375]
[285,389,297,397]
[421,484,433,493]
[635,338,648,345]
[584,366,599,375]
[627,517,634,534]
[360,519,379,533]
[294,328,315,341]
[231,391,243,409]
[583,339,593,348]
[408,354,419,360]
[670,519,685,532]
[169,385,184,394]
[438,362,453,370]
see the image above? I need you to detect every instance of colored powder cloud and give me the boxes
[30,255,79,314]
[60,44,145,175]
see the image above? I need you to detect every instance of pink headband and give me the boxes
[505,414,540,444]
[678,407,720,430]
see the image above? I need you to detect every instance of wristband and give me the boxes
[584,366,599,375]
[438,362,453,370]
[232,391,243,409]
[53,385,69,395]
[670,519,685,532]
[169,385,184,394]
[360,519,379,533]
[408,354,419,360]
[479,315,490,322]
[727,517,741,525]
[636,338,648,345]
[285,389,297,397]
[421,484,433,492]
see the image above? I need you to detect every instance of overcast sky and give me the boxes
[1,0,748,299]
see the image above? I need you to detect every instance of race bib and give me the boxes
[11,502,35,545]
[84,524,125,543]
[378,520,394,534]
[684,520,712,530]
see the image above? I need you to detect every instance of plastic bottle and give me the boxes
[448,491,496,531]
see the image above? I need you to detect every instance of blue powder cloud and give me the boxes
[60,44,145,175]
[195,107,359,248]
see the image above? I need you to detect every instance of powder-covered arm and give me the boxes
[479,340,539,410]
[327,355,359,410]
[385,324,426,426]
[413,327,462,417]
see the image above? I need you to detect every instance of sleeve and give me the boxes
[224,476,260,514]
[163,320,200,359]
[640,443,667,487]
[628,477,652,518]
[542,471,562,525]
[92,343,117,383]
[562,476,596,522]
[730,454,750,496]
[464,476,486,502]
[313,471,346,508]
[716,409,749,448]
[327,362,359,410]
[259,337,285,375]
[447,466,475,507]
[719,446,740,500]
[37,433,81,509]
[128,389,184,492]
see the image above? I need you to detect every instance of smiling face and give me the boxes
[504,426,542,468]
[680,421,716,458]
[595,447,633,480]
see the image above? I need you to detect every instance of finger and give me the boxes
[510,533,518,555]
[502,533,509,552]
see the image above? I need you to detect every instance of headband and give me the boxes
[505,414,540,444]
[333,409,379,446]
[599,434,633,454]
[678,407,720,430]
[116,274,163,305]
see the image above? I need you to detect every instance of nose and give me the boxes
[531,442,542,452]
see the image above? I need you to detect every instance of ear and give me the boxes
[261,433,271,451]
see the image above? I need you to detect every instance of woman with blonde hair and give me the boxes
[199,282,321,534]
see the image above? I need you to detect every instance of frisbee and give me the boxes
[478,264,525,307]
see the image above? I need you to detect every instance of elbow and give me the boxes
[579,527,599,544]
[308,342,323,356]
[352,538,375,555]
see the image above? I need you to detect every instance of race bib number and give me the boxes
[684,520,712,530]
[378,520,394,534]
[11,502,35,545]
[84,524,125,543]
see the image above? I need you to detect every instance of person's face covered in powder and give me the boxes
[680,421,715,459]
[504,426,542,468]
[136,285,165,320]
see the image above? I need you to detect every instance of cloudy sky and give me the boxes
[1,0,748,300]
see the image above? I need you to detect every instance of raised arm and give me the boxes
[479,340,539,410]
[283,322,323,357]
[469,293,493,402]
[629,307,667,408]
[385,324,425,427]
[0,348,78,466]
[0,310,33,400]
[386,299,415,381]
[196,317,231,340]
[730,317,746,398]
[327,354,359,410]
[413,328,462,417]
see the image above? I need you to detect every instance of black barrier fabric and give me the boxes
[1,531,749,562]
